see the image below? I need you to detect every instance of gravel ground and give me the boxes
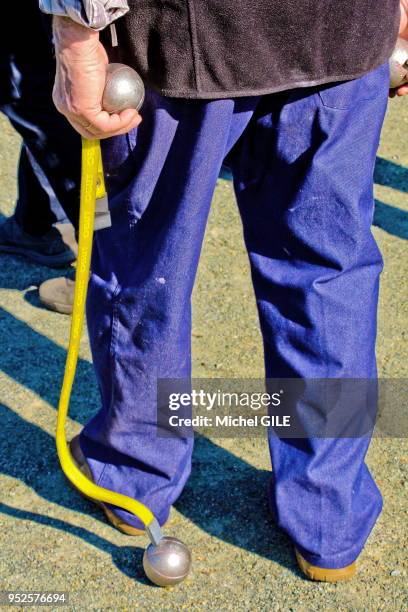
[0,97,407,611]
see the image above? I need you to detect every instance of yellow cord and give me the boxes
[56,138,155,529]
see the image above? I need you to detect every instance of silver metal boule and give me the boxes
[390,37,408,88]
[102,63,145,114]
[142,537,192,587]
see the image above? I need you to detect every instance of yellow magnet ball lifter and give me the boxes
[56,63,192,587]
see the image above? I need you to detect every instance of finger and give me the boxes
[98,116,143,139]
[67,117,101,140]
[74,109,140,135]
[91,110,142,137]
[397,84,408,96]
[68,113,142,140]
[66,109,141,138]
[82,113,142,139]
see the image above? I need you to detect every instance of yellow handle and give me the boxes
[56,138,155,529]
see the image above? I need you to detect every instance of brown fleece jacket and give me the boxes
[103,0,401,98]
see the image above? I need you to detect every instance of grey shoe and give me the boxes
[55,222,78,259]
[0,216,76,268]
[39,276,75,315]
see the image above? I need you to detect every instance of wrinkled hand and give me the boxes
[52,17,142,139]
[392,1,408,96]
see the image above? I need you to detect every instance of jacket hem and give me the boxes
[150,62,391,100]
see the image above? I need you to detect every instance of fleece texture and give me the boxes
[103,0,401,98]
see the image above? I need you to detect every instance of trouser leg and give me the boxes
[81,91,257,527]
[231,64,389,567]
[0,5,81,233]
[2,100,81,234]
[14,145,57,236]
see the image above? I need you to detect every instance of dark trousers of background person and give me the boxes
[0,1,80,236]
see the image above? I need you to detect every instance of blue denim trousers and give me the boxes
[80,62,389,569]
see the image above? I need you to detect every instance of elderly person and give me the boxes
[41,0,405,581]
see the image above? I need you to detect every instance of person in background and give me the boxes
[0,0,80,312]
[41,0,407,582]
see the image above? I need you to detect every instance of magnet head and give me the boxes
[142,536,192,587]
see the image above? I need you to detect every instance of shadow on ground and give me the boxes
[374,156,408,193]
[0,399,295,578]
[374,200,408,240]
[0,273,294,578]
[0,306,95,422]
[0,502,148,583]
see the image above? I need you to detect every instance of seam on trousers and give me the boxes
[108,283,123,411]
[319,186,334,561]
[95,455,109,488]
[310,88,331,553]
[109,284,122,358]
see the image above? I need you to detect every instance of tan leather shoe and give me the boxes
[295,548,357,582]
[39,277,75,315]
[69,435,145,536]
[268,477,357,582]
